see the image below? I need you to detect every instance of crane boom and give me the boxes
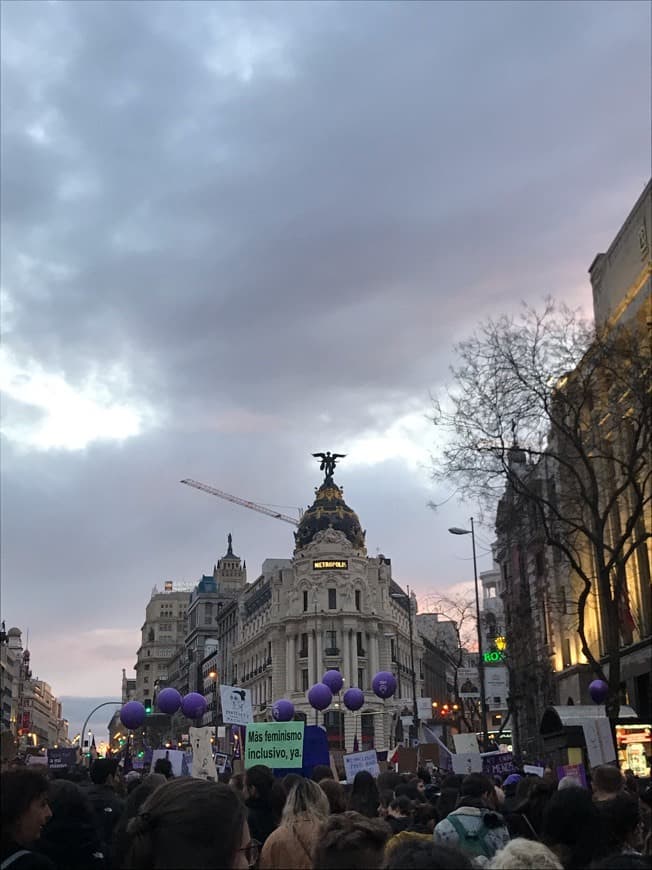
[180,478,300,526]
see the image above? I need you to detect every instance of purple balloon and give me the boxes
[308,683,333,711]
[181,692,207,719]
[272,699,295,722]
[589,679,609,705]
[120,701,146,730]
[343,687,365,711]
[157,687,182,715]
[322,669,344,694]
[372,671,397,700]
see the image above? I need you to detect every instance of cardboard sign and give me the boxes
[189,727,218,781]
[344,749,380,781]
[452,752,483,774]
[397,747,418,773]
[417,698,433,720]
[418,744,441,766]
[581,718,616,769]
[245,722,304,769]
[220,685,254,726]
[557,762,588,788]
[454,733,480,754]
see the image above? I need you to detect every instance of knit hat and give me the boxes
[503,774,522,786]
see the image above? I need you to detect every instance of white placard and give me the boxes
[595,718,616,763]
[582,718,616,768]
[220,684,254,726]
[343,749,380,781]
[484,667,508,708]
[452,752,483,774]
[417,698,433,720]
[189,727,218,782]
[458,668,480,698]
[523,764,545,777]
[454,733,480,754]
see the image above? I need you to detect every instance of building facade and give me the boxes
[134,584,190,704]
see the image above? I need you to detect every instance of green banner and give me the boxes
[245,721,305,769]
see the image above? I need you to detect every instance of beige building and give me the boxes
[134,584,190,703]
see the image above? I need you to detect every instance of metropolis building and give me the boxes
[230,464,424,752]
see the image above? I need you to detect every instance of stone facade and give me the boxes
[134,585,190,703]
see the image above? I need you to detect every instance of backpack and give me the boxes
[447,814,493,859]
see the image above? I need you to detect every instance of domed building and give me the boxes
[231,460,424,752]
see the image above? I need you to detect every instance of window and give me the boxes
[326,631,338,653]
[144,664,150,671]
[390,638,397,662]
[356,632,365,656]
[303,590,308,612]
[358,668,365,689]
[355,590,361,611]
[299,634,308,657]
[301,669,309,692]
[328,589,337,610]
[204,603,213,623]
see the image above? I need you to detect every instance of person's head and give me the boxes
[388,796,412,819]
[456,773,495,809]
[313,811,389,870]
[592,765,624,801]
[514,778,557,838]
[417,767,432,786]
[396,780,421,801]
[282,778,329,825]
[385,840,474,870]
[113,776,167,869]
[153,758,174,780]
[229,772,245,795]
[319,779,347,815]
[125,771,142,794]
[558,776,583,791]
[1,768,52,845]
[542,786,605,870]
[596,792,642,853]
[125,778,252,870]
[46,778,96,827]
[377,771,403,793]
[488,838,563,870]
[411,801,438,834]
[90,757,119,787]
[378,788,395,818]
[348,770,380,818]
[245,764,274,802]
[312,765,335,783]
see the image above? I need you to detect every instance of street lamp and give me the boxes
[208,670,219,750]
[449,519,489,751]
[390,585,419,744]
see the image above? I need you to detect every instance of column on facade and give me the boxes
[369,631,379,678]
[287,633,296,693]
[342,628,351,686]
[308,633,315,688]
[315,626,323,684]
[351,631,359,689]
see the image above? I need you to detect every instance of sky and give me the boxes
[1,0,650,742]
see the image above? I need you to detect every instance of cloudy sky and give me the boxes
[2,0,649,739]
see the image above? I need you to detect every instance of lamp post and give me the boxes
[390,585,419,744]
[449,519,489,751]
[208,670,219,751]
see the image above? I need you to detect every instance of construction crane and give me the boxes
[180,478,300,526]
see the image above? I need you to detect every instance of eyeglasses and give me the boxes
[237,839,260,866]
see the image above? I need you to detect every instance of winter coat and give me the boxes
[34,818,106,870]
[245,797,278,846]
[0,842,56,870]
[258,816,321,870]
[86,785,124,866]
[433,806,510,867]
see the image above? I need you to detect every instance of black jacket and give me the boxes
[1,842,56,870]
[34,818,106,870]
[245,797,277,846]
[86,785,124,867]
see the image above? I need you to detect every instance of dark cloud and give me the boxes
[1,0,649,702]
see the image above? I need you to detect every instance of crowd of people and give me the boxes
[1,756,651,870]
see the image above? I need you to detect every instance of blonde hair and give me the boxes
[282,778,329,825]
[489,838,563,870]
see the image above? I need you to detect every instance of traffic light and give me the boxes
[144,698,152,715]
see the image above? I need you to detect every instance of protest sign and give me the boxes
[523,764,545,777]
[214,752,229,773]
[220,685,254,726]
[397,747,418,773]
[452,753,483,774]
[151,749,189,777]
[417,698,433,720]
[245,722,304,769]
[581,718,616,768]
[454,733,480,754]
[482,752,517,778]
[189,727,218,781]
[47,748,78,771]
[343,749,380,781]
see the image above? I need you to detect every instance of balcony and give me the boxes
[325,647,340,656]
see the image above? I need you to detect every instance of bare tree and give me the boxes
[431,300,651,723]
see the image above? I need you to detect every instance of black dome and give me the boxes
[294,480,365,550]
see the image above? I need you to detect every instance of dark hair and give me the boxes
[320,779,347,814]
[113,778,166,868]
[312,764,335,782]
[35,780,103,868]
[90,758,118,785]
[348,770,380,818]
[1,768,50,836]
[313,811,389,869]
[417,767,432,785]
[441,774,465,790]
[592,765,624,795]
[153,758,173,779]
[377,771,403,792]
[124,779,246,870]
[245,764,275,801]
[396,781,420,801]
[437,787,460,820]
[460,773,494,799]
[591,856,650,870]
[385,840,474,870]
[390,796,413,816]
[542,787,605,870]
[512,778,557,839]
[596,793,641,853]
[411,801,439,833]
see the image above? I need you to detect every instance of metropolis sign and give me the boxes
[313,560,348,570]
